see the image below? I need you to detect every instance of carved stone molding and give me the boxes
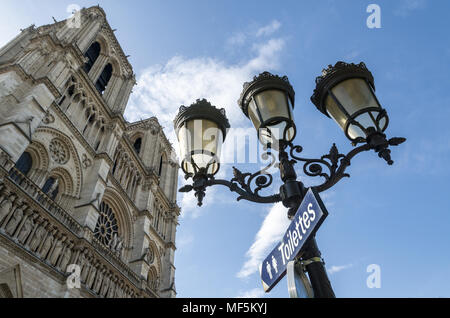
[49,138,70,165]
[82,154,92,169]
[42,112,55,125]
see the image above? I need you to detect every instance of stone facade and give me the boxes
[0,6,180,298]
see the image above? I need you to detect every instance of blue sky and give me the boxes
[2,0,450,298]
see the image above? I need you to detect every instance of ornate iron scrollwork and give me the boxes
[179,135,406,207]
[180,150,281,206]
[287,135,406,193]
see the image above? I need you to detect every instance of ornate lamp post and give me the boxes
[174,62,406,298]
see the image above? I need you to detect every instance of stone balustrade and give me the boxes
[0,167,157,298]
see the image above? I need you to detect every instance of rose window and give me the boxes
[94,202,119,247]
[49,139,69,165]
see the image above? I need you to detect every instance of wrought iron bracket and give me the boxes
[179,134,406,207]
[179,151,282,207]
[288,134,406,193]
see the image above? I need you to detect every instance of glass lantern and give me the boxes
[174,99,230,177]
[311,62,389,144]
[239,72,296,149]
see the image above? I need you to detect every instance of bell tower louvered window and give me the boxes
[96,63,113,95]
[133,138,142,155]
[84,42,101,74]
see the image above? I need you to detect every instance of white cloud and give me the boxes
[176,232,194,249]
[125,38,286,150]
[227,32,247,47]
[226,20,281,49]
[125,22,287,218]
[178,180,222,219]
[256,20,281,37]
[394,0,427,17]
[237,203,291,279]
[344,50,361,61]
[327,263,353,275]
[236,288,266,299]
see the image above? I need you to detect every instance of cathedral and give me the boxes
[0,6,180,298]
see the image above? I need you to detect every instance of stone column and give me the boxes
[105,75,123,107]
[88,53,109,83]
[72,158,110,232]
[76,19,103,53]
[113,78,134,115]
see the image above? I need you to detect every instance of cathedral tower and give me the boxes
[0,6,179,298]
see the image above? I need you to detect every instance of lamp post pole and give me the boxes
[278,141,335,298]
[302,238,336,298]
[174,62,406,298]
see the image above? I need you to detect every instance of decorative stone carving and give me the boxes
[93,266,105,294]
[143,247,154,265]
[59,243,73,272]
[49,235,65,266]
[115,236,123,258]
[49,138,70,165]
[5,204,26,236]
[17,214,35,244]
[29,221,47,252]
[39,229,55,259]
[107,276,117,298]
[42,112,55,125]
[0,194,15,225]
[87,261,99,289]
[58,243,73,273]
[79,251,90,282]
[115,281,124,298]
[82,154,92,169]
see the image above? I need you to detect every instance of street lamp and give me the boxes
[174,62,406,298]
[173,99,230,206]
[238,72,296,149]
[174,99,230,177]
[311,61,397,164]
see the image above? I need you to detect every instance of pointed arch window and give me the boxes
[112,158,118,175]
[96,63,113,95]
[83,114,95,134]
[133,137,142,155]
[84,42,101,74]
[158,155,164,177]
[95,127,105,151]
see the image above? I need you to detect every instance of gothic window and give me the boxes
[42,177,59,200]
[84,42,101,74]
[112,159,118,175]
[68,85,75,97]
[58,95,66,106]
[0,284,14,298]
[95,63,113,95]
[133,138,142,155]
[83,114,95,134]
[15,152,32,176]
[158,155,164,177]
[95,127,105,151]
[94,201,119,247]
